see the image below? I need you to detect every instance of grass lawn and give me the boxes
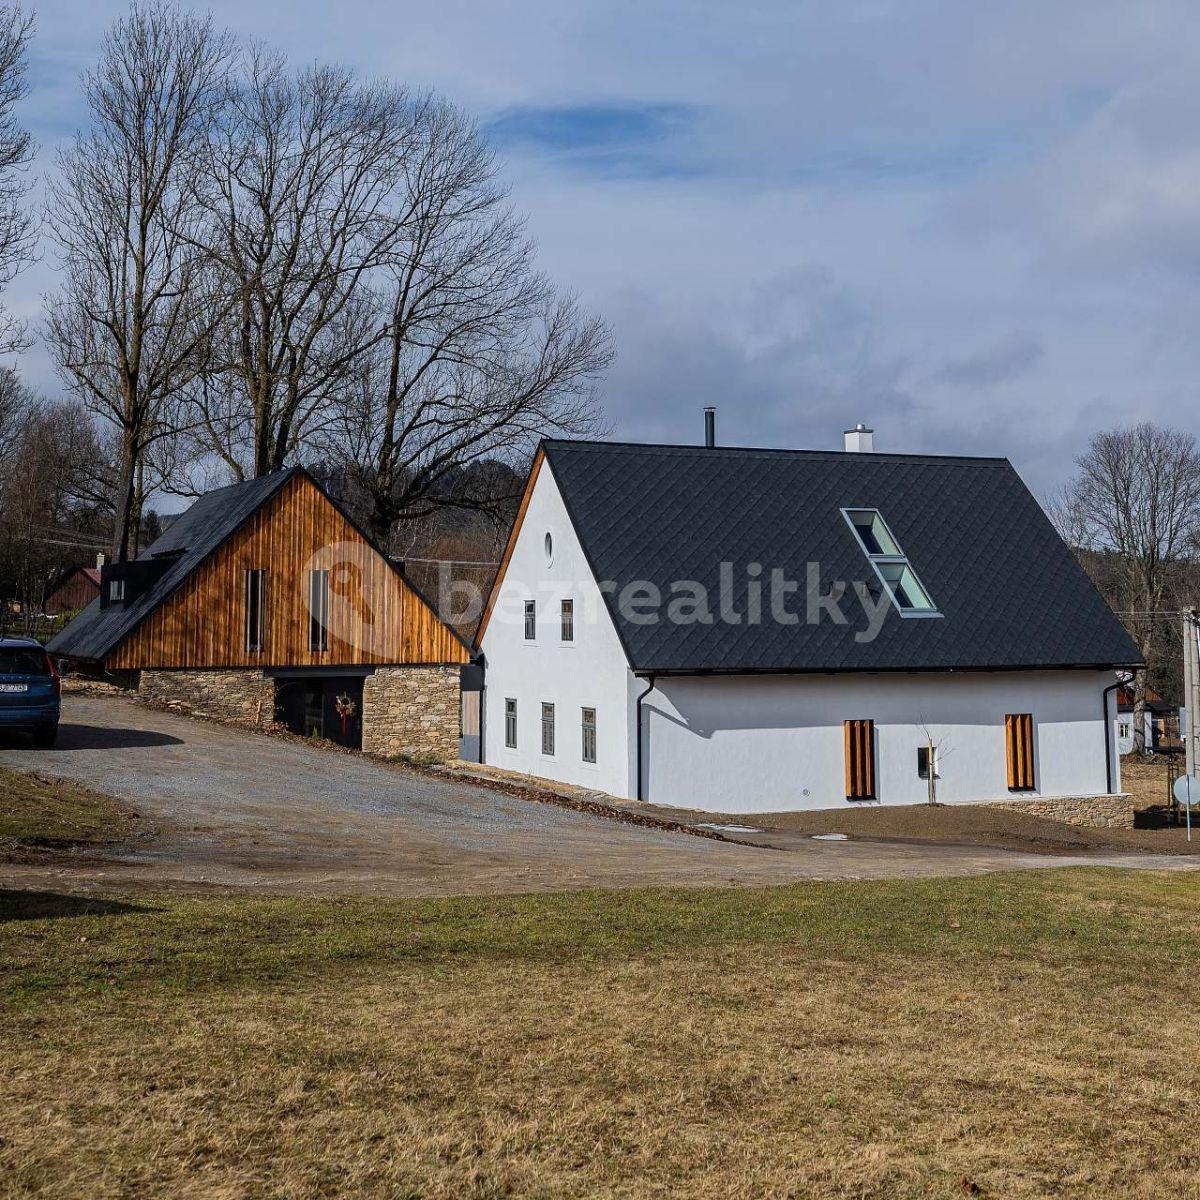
[0,762,140,847]
[3,870,1200,1198]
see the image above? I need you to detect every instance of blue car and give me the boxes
[0,637,60,746]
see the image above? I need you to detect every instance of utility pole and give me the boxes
[1183,608,1200,780]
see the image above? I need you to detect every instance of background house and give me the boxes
[43,562,101,618]
[477,427,1141,820]
[50,467,471,760]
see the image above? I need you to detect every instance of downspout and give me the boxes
[1102,678,1121,795]
[635,673,658,803]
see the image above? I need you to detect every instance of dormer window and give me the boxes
[843,508,938,616]
[108,578,125,603]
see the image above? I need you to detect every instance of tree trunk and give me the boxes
[111,431,138,562]
[1132,665,1149,755]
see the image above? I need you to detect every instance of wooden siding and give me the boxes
[108,474,468,669]
[45,569,100,616]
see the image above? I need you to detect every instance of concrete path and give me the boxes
[1,696,1195,897]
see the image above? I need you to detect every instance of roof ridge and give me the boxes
[541,437,1010,466]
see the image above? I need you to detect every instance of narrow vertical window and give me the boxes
[245,569,266,653]
[581,707,596,763]
[524,600,537,640]
[561,598,574,642]
[309,569,329,652]
[109,578,125,603]
[505,698,518,749]
[1005,713,1035,790]
[541,702,555,755]
[844,719,876,799]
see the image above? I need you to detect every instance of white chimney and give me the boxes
[96,551,107,570]
[843,422,874,453]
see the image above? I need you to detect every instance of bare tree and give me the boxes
[44,3,234,560]
[0,359,28,463]
[0,6,34,356]
[182,53,417,481]
[327,99,611,546]
[1058,422,1200,753]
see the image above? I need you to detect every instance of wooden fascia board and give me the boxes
[474,447,545,646]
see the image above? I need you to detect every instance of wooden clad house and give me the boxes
[44,564,101,617]
[49,467,474,760]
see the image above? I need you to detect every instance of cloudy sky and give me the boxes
[12,0,1200,499]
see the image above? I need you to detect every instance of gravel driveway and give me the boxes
[0,696,1194,897]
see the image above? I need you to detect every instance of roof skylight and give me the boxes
[843,509,939,617]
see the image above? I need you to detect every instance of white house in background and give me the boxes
[476,423,1141,815]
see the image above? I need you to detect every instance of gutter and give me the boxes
[635,673,658,803]
[1102,678,1121,795]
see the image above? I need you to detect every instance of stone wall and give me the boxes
[139,668,274,727]
[362,666,460,763]
[999,793,1138,829]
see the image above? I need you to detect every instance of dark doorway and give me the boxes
[274,676,364,749]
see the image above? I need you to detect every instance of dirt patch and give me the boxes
[0,762,145,853]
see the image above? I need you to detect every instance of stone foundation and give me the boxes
[139,668,274,728]
[999,793,1137,829]
[362,666,460,763]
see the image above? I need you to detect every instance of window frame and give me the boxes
[561,598,574,642]
[524,599,537,641]
[244,568,266,654]
[108,578,125,603]
[308,568,330,653]
[844,718,876,800]
[581,706,596,763]
[841,508,940,619]
[504,698,518,749]
[541,702,555,756]
[917,744,938,780]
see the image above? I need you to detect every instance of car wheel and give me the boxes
[32,723,57,748]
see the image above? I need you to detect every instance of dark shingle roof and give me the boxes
[48,469,298,663]
[541,440,1141,674]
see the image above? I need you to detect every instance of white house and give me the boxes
[476,423,1141,816]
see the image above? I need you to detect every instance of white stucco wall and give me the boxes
[643,670,1120,814]
[481,463,637,796]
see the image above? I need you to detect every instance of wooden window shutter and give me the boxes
[844,719,876,799]
[1005,713,1035,790]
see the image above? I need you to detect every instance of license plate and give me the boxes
[0,683,27,693]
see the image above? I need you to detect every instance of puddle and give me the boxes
[694,822,764,834]
[811,833,849,841]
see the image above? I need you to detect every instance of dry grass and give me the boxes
[3,869,1200,1197]
[0,763,140,847]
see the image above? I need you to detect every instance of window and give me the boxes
[917,745,938,779]
[524,600,536,640]
[844,719,876,799]
[108,578,125,603]
[309,569,329,652]
[541,702,555,755]
[244,569,266,653]
[561,598,574,642]
[544,532,554,564]
[1005,713,1035,791]
[505,698,518,749]
[843,508,938,615]
[581,707,596,763]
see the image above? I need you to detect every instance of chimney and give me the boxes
[95,551,107,570]
[843,422,874,453]
[704,406,716,448]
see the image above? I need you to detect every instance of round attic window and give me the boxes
[544,532,554,564]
